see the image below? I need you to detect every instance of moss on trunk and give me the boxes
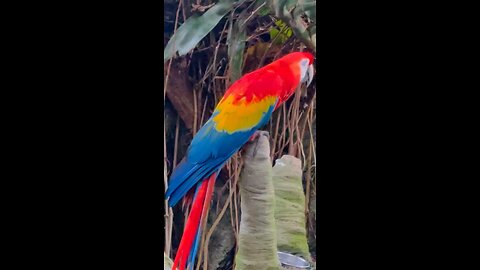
[235,132,280,270]
[273,155,311,261]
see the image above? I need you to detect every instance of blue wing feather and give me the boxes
[166,100,277,207]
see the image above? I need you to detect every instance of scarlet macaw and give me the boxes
[166,52,314,270]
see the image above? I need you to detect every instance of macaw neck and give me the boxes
[269,61,301,109]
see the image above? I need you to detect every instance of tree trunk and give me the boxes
[235,131,280,270]
[273,155,311,261]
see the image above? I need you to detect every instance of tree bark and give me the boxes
[235,131,280,270]
[165,58,200,130]
[273,155,311,261]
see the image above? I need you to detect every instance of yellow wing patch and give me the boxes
[213,95,277,133]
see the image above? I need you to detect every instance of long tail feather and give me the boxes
[167,157,223,207]
[172,173,217,270]
[187,228,202,270]
[187,172,216,269]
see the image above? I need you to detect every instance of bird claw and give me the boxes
[248,131,260,142]
[246,131,269,157]
[248,131,269,143]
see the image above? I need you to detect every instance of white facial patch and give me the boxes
[299,59,310,82]
[298,58,313,86]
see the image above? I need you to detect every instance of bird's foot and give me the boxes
[248,130,269,143]
[248,131,261,143]
[247,131,269,157]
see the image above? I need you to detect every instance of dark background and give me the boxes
[2,1,466,269]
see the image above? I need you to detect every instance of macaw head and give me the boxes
[269,52,315,108]
[276,51,315,87]
[297,52,315,87]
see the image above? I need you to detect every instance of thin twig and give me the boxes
[173,115,180,168]
[258,18,291,68]
[240,1,266,28]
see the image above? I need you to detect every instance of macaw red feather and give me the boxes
[172,173,216,270]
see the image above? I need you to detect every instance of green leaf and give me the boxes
[227,24,246,83]
[285,0,299,11]
[164,0,236,63]
[293,1,316,23]
[269,20,293,45]
[265,0,316,51]
[227,7,249,83]
[254,0,270,16]
[303,1,316,21]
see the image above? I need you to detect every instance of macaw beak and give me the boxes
[306,64,314,87]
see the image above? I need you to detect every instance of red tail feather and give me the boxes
[200,174,216,227]
[172,172,217,270]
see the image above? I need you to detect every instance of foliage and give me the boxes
[164,0,316,79]
[270,20,293,45]
[164,0,237,63]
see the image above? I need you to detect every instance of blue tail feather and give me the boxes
[186,170,220,270]
[187,225,202,270]
[165,159,199,197]
[167,158,225,207]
